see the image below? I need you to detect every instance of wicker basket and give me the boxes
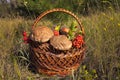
[29,8,86,76]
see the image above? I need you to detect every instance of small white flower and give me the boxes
[24,1,28,6]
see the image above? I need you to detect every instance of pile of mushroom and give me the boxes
[50,35,72,50]
[30,26,54,43]
[30,26,72,50]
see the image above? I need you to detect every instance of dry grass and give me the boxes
[0,11,120,80]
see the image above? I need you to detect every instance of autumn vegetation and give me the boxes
[0,0,120,80]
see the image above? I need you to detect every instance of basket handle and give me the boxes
[32,8,85,36]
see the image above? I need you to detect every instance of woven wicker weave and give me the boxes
[29,8,86,76]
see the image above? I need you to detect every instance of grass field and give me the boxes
[0,11,120,80]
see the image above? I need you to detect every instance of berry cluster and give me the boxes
[72,35,84,48]
[22,31,29,44]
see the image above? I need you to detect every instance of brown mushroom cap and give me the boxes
[30,26,54,42]
[50,35,72,50]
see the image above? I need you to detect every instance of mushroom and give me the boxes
[60,27,69,36]
[30,26,54,42]
[50,35,72,50]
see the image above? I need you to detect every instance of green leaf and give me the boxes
[55,25,60,31]
[68,30,74,40]
[70,21,78,31]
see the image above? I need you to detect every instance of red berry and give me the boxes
[53,30,59,36]
[22,31,29,44]
[22,31,27,36]
[23,37,29,44]
[23,37,28,41]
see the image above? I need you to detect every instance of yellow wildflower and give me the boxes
[94,74,98,78]
[110,17,113,21]
[103,27,107,31]
[118,23,120,27]
[24,1,28,6]
[102,13,106,16]
[83,65,86,69]
[85,70,88,74]
[92,69,96,73]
